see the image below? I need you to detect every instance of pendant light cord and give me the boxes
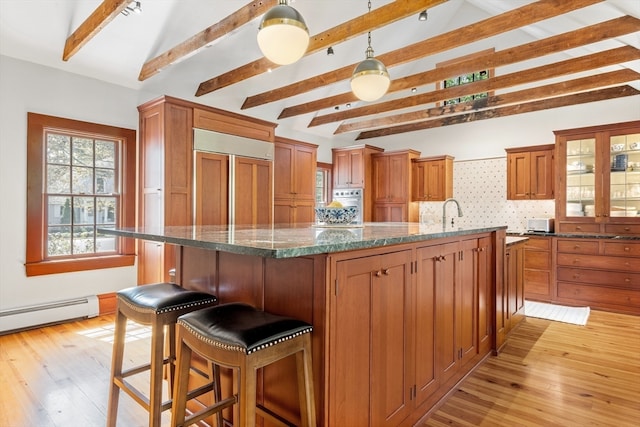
[367,1,373,55]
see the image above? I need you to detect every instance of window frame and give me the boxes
[26,113,136,276]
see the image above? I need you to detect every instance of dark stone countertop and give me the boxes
[102,223,507,259]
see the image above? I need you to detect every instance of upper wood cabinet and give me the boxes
[372,149,420,222]
[505,145,554,200]
[411,155,454,202]
[332,144,384,222]
[274,137,317,201]
[555,121,640,235]
[274,137,317,225]
[332,144,383,189]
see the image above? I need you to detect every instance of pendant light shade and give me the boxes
[257,0,309,65]
[351,45,390,102]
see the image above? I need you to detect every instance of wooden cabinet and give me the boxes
[233,156,273,225]
[505,145,554,200]
[555,238,640,315]
[412,155,454,201]
[274,137,317,224]
[372,149,420,222]
[332,144,383,222]
[138,97,194,284]
[523,236,554,302]
[327,232,498,426]
[497,239,526,350]
[194,152,228,226]
[330,249,414,427]
[555,121,640,234]
[138,96,277,284]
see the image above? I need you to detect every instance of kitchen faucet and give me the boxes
[442,198,463,227]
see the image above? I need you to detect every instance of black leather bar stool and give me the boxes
[171,303,316,427]
[107,283,218,427]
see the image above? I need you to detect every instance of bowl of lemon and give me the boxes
[315,201,358,225]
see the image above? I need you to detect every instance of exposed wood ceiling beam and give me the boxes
[311,45,640,128]
[138,0,278,81]
[62,0,130,61]
[339,69,640,134]
[280,15,640,120]
[355,86,640,140]
[240,0,604,109]
[195,0,449,96]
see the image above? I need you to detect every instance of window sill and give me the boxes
[25,255,136,277]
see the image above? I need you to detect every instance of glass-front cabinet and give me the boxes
[555,121,640,235]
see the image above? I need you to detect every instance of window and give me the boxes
[443,70,489,105]
[316,162,332,204]
[26,113,135,276]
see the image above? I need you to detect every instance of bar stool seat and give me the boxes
[107,283,218,427]
[171,303,316,427]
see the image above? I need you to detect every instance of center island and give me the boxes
[104,222,508,427]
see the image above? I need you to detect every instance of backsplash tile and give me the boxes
[419,157,555,231]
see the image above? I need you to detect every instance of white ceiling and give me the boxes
[1,0,639,147]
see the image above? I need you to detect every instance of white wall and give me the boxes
[0,56,153,316]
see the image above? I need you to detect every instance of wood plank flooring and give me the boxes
[0,310,638,427]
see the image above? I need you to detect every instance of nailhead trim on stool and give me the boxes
[171,303,317,427]
[107,283,218,427]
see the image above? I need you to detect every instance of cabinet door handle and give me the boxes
[603,214,609,217]
[383,269,390,275]
[375,270,382,277]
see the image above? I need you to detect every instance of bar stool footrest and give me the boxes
[183,396,237,427]
[256,404,296,427]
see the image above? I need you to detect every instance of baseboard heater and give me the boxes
[0,295,99,334]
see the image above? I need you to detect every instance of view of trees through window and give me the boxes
[443,70,489,105]
[45,132,119,257]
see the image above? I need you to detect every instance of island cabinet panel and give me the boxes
[330,249,414,427]
[497,239,526,350]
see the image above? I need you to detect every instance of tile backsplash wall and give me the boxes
[419,157,555,231]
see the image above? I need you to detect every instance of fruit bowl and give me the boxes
[314,206,358,225]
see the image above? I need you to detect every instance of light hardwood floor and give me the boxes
[0,310,638,427]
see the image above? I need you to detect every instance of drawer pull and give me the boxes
[625,278,631,283]
[573,245,580,250]
[572,259,580,264]
[624,227,631,231]
[575,226,582,231]
[624,247,630,252]
[573,274,581,279]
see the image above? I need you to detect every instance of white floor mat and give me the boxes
[524,300,590,326]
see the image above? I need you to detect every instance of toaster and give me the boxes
[527,218,554,233]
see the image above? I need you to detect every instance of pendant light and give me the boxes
[257,0,309,65]
[350,1,390,102]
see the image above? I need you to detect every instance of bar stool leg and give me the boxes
[239,359,257,427]
[149,320,165,427]
[296,335,316,427]
[171,335,192,427]
[107,309,127,427]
